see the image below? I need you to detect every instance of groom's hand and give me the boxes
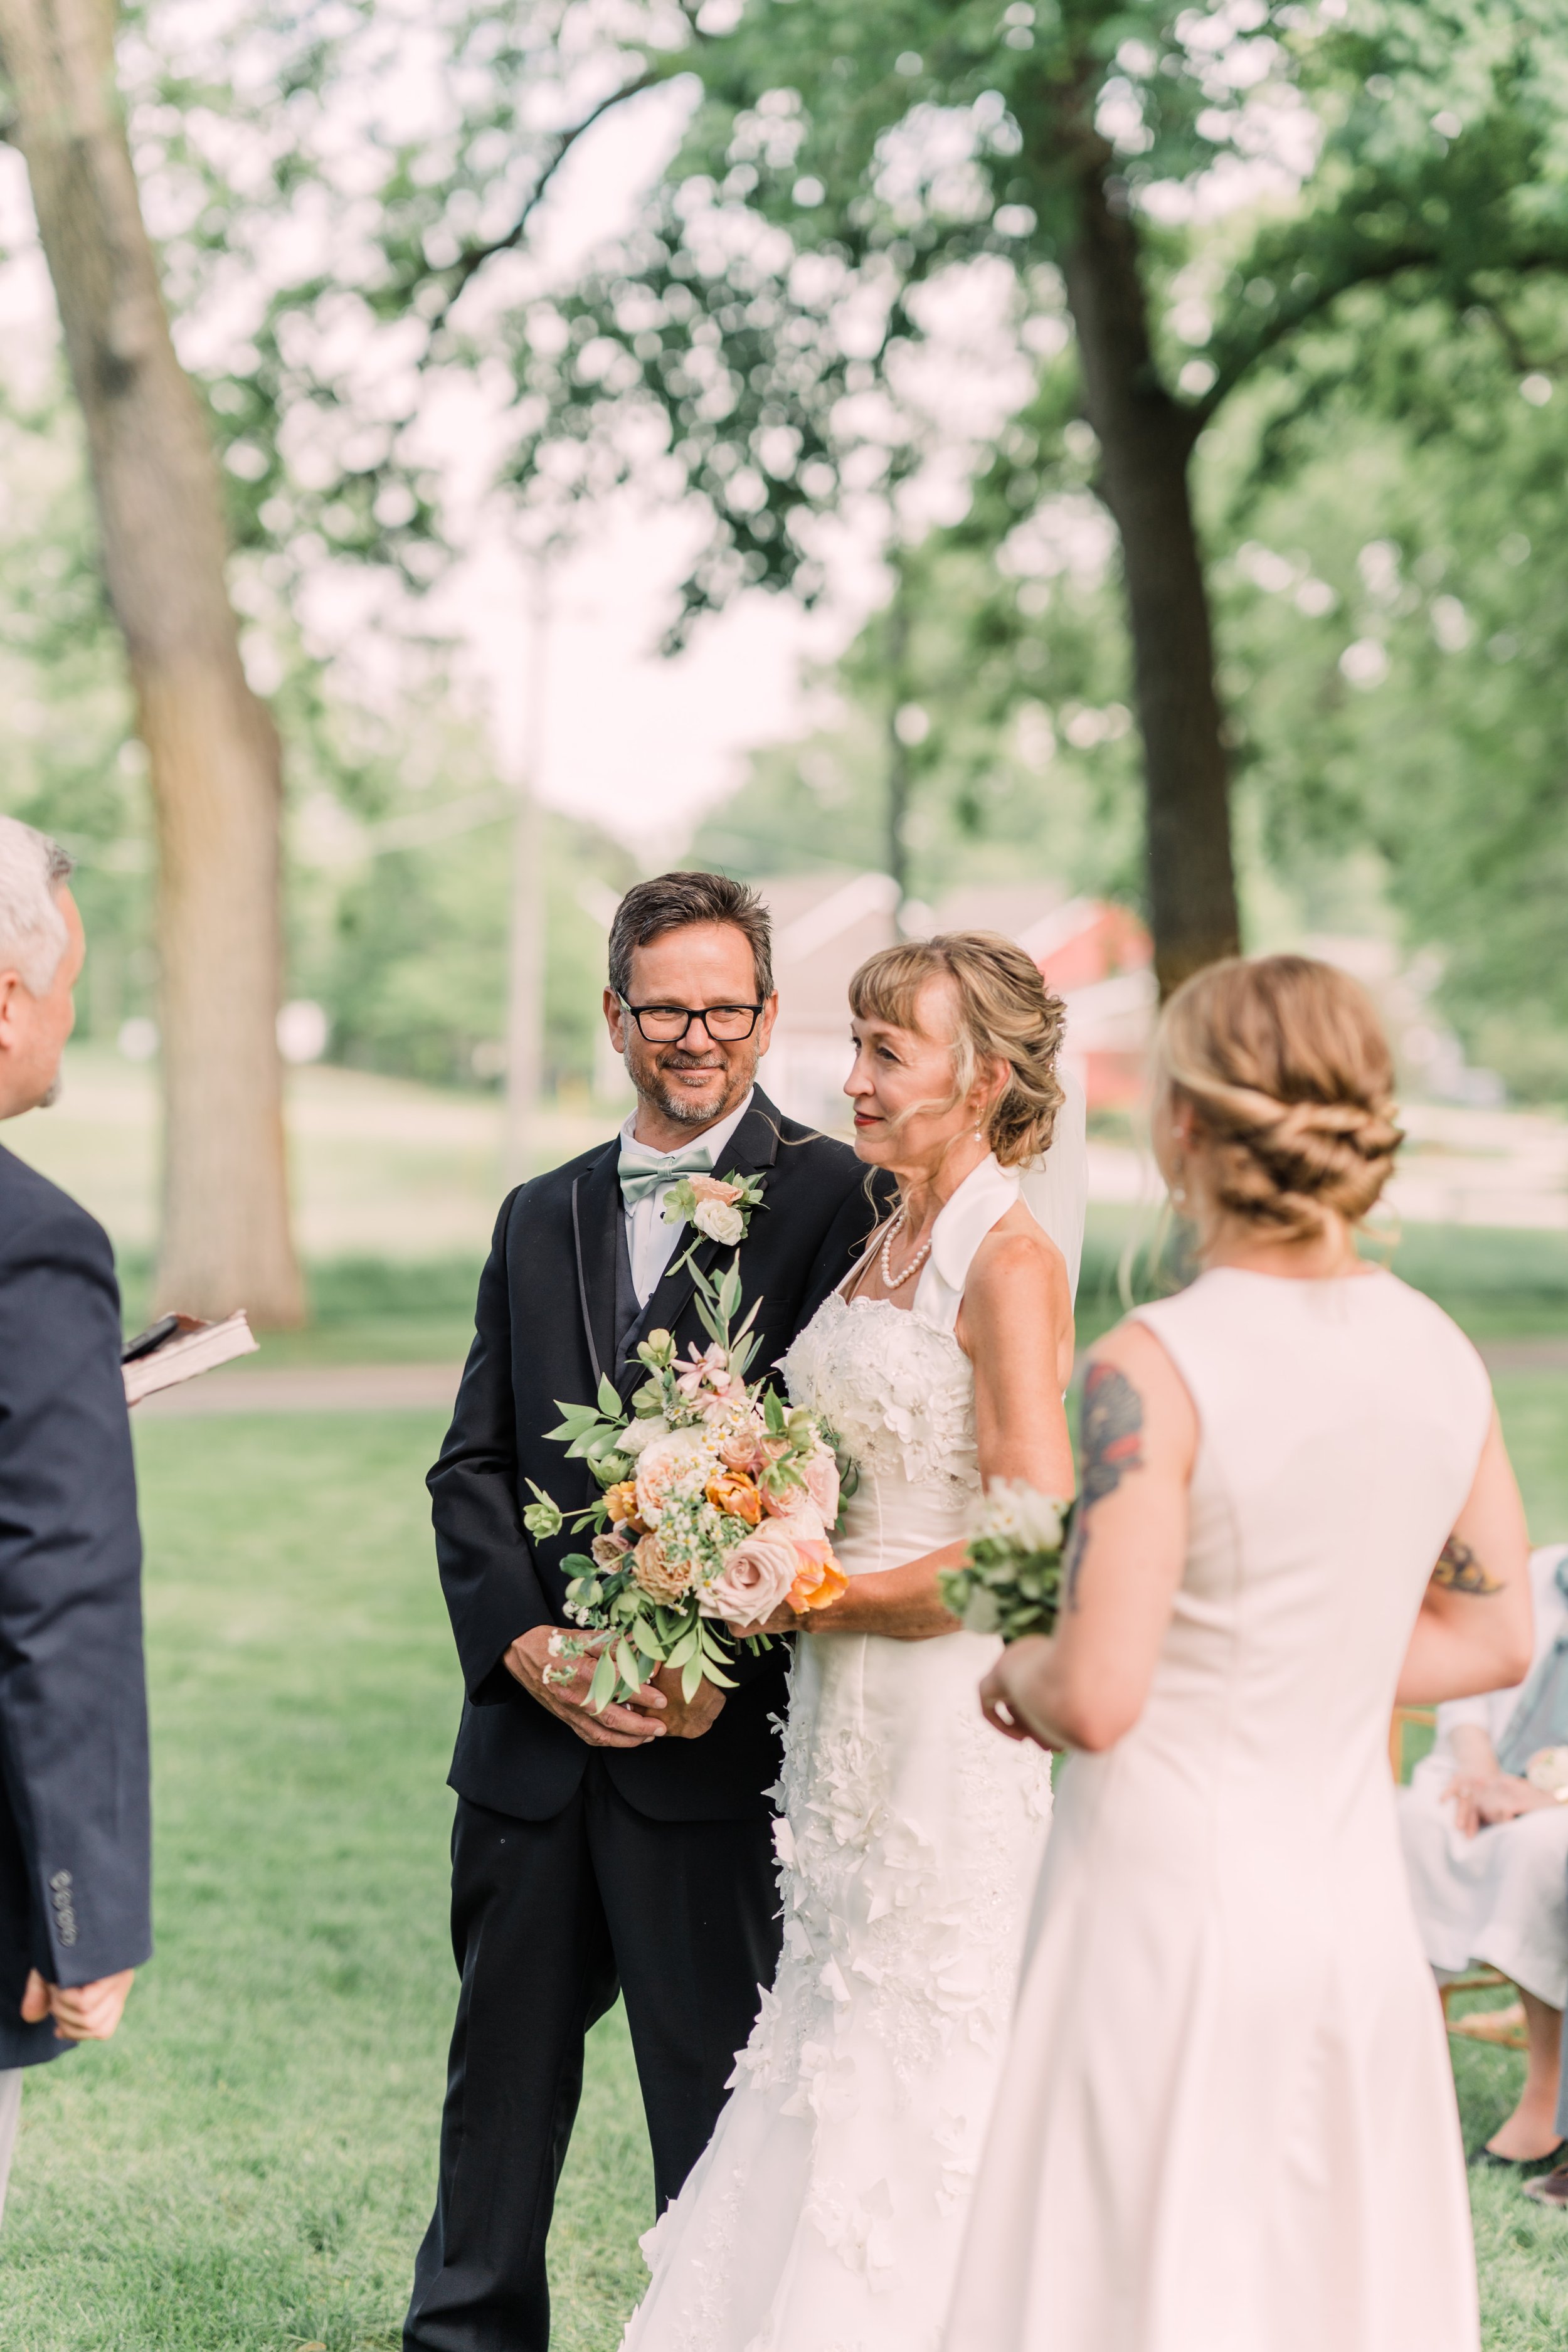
[504,1626,668,1747]
[649,1665,726,1740]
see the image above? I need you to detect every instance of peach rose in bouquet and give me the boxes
[698,1527,800,1629]
[632,1532,696,1605]
[633,1428,711,1528]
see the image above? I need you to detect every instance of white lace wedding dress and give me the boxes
[620,1153,1064,2352]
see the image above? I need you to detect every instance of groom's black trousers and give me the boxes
[404,1765,781,2351]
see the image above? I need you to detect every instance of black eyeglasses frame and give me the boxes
[617,997,766,1044]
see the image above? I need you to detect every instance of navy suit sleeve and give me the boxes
[0,1191,151,1988]
[428,1189,553,1706]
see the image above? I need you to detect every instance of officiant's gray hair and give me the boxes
[0,815,74,995]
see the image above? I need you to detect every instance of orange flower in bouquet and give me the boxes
[706,1468,764,1525]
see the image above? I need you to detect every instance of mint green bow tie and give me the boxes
[617,1139,714,1208]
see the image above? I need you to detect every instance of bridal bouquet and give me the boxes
[522,1259,850,1713]
[939,1483,1074,1643]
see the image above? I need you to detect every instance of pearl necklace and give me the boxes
[879,1205,933,1293]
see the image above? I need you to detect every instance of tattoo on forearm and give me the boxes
[1063,1362,1146,1611]
[1433,1535,1502,1596]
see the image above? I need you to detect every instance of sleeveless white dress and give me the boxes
[945,1268,1492,2352]
[622,1156,1057,2352]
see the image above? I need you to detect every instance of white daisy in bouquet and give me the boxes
[939,1481,1074,1643]
[522,1258,851,1714]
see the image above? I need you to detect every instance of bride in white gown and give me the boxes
[622,931,1085,2352]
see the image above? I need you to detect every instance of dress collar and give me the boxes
[914,1153,1022,1333]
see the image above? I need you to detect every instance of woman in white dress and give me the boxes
[1400,1542,1568,2165]
[622,931,1084,2352]
[946,953,1535,2352]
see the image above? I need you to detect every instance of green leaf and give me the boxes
[586,1651,618,1714]
[681,1655,704,1703]
[598,1373,622,1418]
[559,1552,598,1579]
[615,1639,644,1691]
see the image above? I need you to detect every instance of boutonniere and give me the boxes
[663,1169,766,1251]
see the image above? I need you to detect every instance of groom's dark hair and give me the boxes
[608,871,774,1002]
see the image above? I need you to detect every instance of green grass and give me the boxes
[1077,1205,1568,1347]
[119,1256,485,1369]
[0,1416,651,2351]
[3,1317,1567,2346]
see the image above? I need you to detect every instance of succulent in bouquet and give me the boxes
[521,1258,853,1714]
[939,1483,1074,1643]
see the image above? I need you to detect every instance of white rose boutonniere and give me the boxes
[662,1168,766,1256]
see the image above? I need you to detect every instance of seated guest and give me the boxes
[0,817,151,2218]
[1400,1542,1568,2164]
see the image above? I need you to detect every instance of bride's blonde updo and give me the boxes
[1154,954,1404,1241]
[849,931,1067,1166]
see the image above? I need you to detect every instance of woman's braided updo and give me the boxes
[849,930,1066,1165]
[1155,954,1404,1241]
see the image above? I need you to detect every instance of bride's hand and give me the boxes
[980,1638,1059,1749]
[727,1602,800,1639]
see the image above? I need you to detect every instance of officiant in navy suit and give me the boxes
[406,872,887,2352]
[0,817,151,2222]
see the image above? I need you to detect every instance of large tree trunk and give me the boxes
[1054,122,1241,997]
[0,0,304,1322]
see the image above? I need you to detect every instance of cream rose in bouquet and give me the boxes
[938,1481,1074,1643]
[522,1257,852,1713]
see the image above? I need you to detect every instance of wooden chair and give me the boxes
[1389,1704,1527,2052]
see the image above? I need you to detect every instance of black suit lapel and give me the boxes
[571,1142,622,1395]
[615,1093,785,1404]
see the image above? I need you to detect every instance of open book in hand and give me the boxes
[121,1311,259,1406]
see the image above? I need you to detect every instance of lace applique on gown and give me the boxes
[622,1157,1055,2352]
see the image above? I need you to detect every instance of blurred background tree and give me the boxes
[491,0,1568,997]
[0,0,305,1322]
[5,0,1568,1185]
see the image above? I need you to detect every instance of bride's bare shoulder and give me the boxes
[975,1199,1067,1279]
[966,1204,1071,1322]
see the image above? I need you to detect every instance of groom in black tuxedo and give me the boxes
[406,871,883,2351]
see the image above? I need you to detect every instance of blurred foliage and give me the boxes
[693,530,1143,906]
[0,370,629,1094]
[8,0,1568,1098]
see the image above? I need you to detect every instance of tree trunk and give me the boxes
[0,0,304,1322]
[1055,126,1241,997]
[884,575,912,906]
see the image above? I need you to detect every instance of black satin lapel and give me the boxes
[726,1090,785,1177]
[573,1146,622,1396]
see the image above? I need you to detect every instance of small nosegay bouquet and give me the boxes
[523,1258,852,1714]
[938,1481,1074,1642]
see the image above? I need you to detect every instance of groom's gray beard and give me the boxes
[629,1046,759,1131]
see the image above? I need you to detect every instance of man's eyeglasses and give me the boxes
[619,998,765,1044]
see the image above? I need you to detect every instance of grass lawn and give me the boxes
[2,1283,1567,2344]
[0,1415,652,2352]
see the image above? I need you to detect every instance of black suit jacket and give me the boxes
[430,1091,886,1823]
[0,1145,151,2070]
